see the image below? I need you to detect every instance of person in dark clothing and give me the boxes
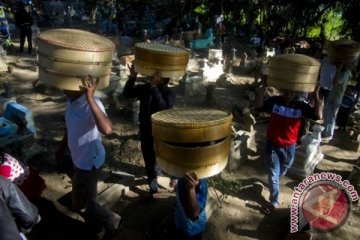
[123,64,176,202]
[14,2,33,54]
[0,176,41,240]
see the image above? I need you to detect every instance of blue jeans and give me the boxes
[322,70,351,138]
[264,141,295,206]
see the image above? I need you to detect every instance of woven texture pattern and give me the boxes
[268,54,320,92]
[328,39,360,68]
[36,28,115,52]
[152,108,232,128]
[135,42,189,55]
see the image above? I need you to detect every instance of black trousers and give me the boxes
[19,26,32,53]
[140,126,161,193]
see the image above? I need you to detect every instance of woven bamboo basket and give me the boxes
[36,28,115,91]
[328,39,360,69]
[151,108,233,178]
[134,42,190,79]
[268,54,320,92]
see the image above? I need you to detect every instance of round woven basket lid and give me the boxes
[269,54,320,68]
[36,28,115,52]
[268,54,320,92]
[134,42,190,78]
[328,39,360,65]
[151,108,232,128]
[135,42,189,56]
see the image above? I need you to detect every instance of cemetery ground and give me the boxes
[2,37,360,240]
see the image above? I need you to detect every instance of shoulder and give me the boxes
[293,99,311,109]
[265,96,283,105]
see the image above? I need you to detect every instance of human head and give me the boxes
[282,90,297,103]
[63,89,84,101]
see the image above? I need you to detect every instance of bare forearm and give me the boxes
[87,96,113,135]
[186,189,201,219]
[314,100,323,120]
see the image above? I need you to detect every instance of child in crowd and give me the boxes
[0,152,45,202]
[55,75,121,239]
[255,80,322,214]
[174,173,208,240]
[336,85,357,130]
[124,64,176,202]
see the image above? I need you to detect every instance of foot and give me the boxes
[261,204,277,215]
[97,214,123,240]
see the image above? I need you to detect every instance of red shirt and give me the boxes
[258,96,317,147]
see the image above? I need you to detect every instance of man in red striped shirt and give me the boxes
[255,80,323,214]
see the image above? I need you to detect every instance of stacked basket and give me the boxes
[152,108,233,178]
[327,39,360,69]
[134,42,190,79]
[36,29,115,90]
[267,54,321,92]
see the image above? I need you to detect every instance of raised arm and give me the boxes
[82,76,113,135]
[184,173,201,219]
[123,62,139,98]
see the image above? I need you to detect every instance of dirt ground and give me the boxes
[2,34,360,240]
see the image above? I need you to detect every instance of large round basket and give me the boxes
[268,54,320,92]
[36,28,115,91]
[151,108,232,178]
[134,42,190,79]
[327,39,360,69]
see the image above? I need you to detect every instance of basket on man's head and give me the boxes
[267,54,321,93]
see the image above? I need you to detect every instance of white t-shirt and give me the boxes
[65,94,106,170]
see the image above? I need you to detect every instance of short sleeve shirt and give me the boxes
[175,178,208,236]
[65,94,106,170]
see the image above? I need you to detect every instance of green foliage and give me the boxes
[194,4,207,15]
[323,10,345,40]
[307,26,321,39]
